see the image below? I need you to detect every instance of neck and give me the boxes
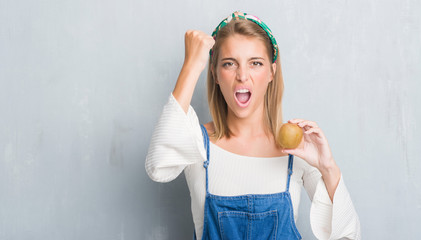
[226,104,270,138]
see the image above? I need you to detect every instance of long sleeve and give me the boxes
[303,166,361,239]
[145,93,206,183]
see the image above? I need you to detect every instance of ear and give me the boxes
[270,62,277,82]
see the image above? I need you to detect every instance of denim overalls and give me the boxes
[194,125,302,240]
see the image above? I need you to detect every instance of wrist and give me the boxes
[183,59,207,75]
[318,157,341,183]
[318,157,338,175]
[320,164,340,178]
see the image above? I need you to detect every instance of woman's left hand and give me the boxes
[282,119,336,172]
[283,119,341,201]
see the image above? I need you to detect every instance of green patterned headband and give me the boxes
[211,11,279,63]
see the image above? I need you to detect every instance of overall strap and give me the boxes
[200,125,210,194]
[286,154,294,192]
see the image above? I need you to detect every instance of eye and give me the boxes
[251,61,263,66]
[222,62,235,68]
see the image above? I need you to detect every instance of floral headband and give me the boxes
[210,11,279,63]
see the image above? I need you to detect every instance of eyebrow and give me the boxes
[220,57,265,61]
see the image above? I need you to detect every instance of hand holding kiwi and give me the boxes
[279,119,336,172]
[279,119,341,202]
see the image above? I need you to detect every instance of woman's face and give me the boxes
[215,34,276,120]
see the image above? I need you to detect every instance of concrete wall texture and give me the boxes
[1,0,420,239]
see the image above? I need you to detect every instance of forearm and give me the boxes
[172,62,202,113]
[319,159,341,202]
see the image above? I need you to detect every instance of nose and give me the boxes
[236,65,248,82]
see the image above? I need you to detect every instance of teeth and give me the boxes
[236,89,250,93]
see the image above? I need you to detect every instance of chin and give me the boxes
[229,106,255,119]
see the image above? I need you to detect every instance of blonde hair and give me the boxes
[207,18,284,144]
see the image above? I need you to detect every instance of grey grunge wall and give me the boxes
[1,0,420,239]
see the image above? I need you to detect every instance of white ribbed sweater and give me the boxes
[145,94,361,240]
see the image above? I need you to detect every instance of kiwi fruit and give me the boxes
[277,123,303,149]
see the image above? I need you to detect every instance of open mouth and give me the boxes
[234,88,252,107]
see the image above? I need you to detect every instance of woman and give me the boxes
[146,12,360,239]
